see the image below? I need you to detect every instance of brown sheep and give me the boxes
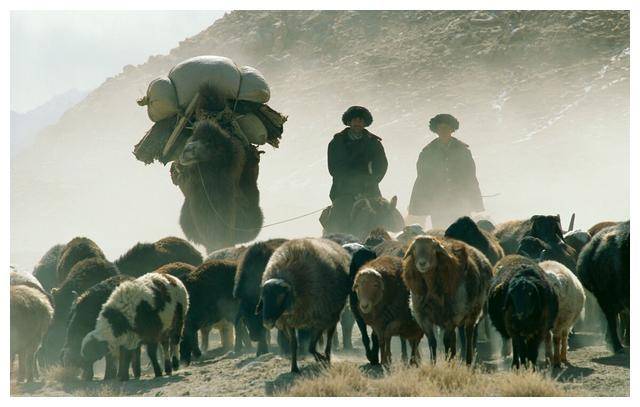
[56,237,106,283]
[11,285,54,382]
[587,221,618,237]
[402,236,493,365]
[353,256,423,367]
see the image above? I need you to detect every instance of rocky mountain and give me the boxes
[11,10,629,270]
[11,89,89,156]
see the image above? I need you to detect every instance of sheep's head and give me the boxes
[445,216,483,241]
[80,331,109,364]
[505,275,541,326]
[529,215,564,244]
[396,224,426,244]
[353,268,384,314]
[256,278,292,329]
[405,236,448,274]
[179,120,232,166]
[517,236,549,261]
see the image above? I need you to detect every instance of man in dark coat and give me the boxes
[326,106,388,232]
[407,114,484,229]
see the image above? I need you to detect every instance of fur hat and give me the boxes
[429,113,459,132]
[342,106,373,126]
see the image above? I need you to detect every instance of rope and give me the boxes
[197,163,324,232]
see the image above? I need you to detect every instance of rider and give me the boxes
[327,106,388,232]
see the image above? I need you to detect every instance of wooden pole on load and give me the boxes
[162,92,200,159]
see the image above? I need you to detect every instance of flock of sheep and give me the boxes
[10,215,630,385]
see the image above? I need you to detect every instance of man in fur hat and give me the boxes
[326,106,388,232]
[407,113,484,229]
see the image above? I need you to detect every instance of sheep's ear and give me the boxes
[255,298,263,316]
[352,281,359,292]
[390,196,398,209]
[403,242,414,260]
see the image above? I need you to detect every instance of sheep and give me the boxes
[32,243,65,292]
[61,275,134,380]
[402,236,493,365]
[353,255,423,367]
[257,238,351,373]
[205,244,248,262]
[563,230,591,255]
[41,257,120,366]
[494,215,568,255]
[539,260,586,367]
[233,238,288,356]
[115,236,203,278]
[476,219,496,233]
[10,270,51,303]
[487,255,559,369]
[516,236,577,271]
[11,285,53,382]
[156,260,240,365]
[445,216,505,265]
[396,224,426,245]
[323,232,361,246]
[81,272,189,381]
[588,221,618,237]
[577,220,629,353]
[363,227,406,257]
[56,237,106,283]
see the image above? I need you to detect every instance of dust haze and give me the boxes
[10,10,629,272]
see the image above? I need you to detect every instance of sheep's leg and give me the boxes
[132,346,142,378]
[25,348,35,383]
[308,328,325,362]
[324,324,337,363]
[117,347,132,381]
[464,324,475,366]
[341,310,355,350]
[161,338,172,376]
[82,359,96,381]
[443,329,456,361]
[544,331,553,364]
[256,328,269,356]
[605,310,623,352]
[417,317,437,364]
[219,322,234,350]
[103,354,116,380]
[409,337,421,366]
[17,351,26,382]
[560,330,569,364]
[146,342,163,377]
[400,338,408,364]
[287,328,300,373]
[234,317,245,354]
[382,334,392,368]
[511,336,521,369]
[553,332,562,367]
[199,325,211,353]
[352,302,378,364]
[277,329,290,356]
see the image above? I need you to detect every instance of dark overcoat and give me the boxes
[327,128,388,200]
[408,137,484,220]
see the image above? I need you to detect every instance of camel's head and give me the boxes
[351,195,405,238]
[179,120,231,166]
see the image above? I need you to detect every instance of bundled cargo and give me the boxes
[134,55,286,165]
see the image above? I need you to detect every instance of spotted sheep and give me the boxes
[81,272,189,381]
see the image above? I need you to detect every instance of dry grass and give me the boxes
[279,361,575,397]
[41,365,81,383]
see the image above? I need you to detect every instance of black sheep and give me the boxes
[42,257,120,366]
[33,243,65,292]
[445,216,504,265]
[115,236,203,277]
[517,236,577,272]
[56,237,106,283]
[488,255,558,369]
[61,275,134,380]
[348,246,380,364]
[162,260,240,365]
[494,215,567,254]
[233,238,288,356]
[577,221,630,352]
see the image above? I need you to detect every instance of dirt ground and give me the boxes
[11,329,629,397]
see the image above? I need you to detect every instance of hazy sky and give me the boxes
[10,10,225,113]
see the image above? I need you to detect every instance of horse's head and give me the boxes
[350,195,405,238]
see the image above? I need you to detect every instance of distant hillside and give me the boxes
[10,89,89,156]
[11,10,629,270]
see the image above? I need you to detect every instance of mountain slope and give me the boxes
[11,10,629,270]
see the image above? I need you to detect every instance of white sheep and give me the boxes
[81,272,189,380]
[540,260,586,367]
